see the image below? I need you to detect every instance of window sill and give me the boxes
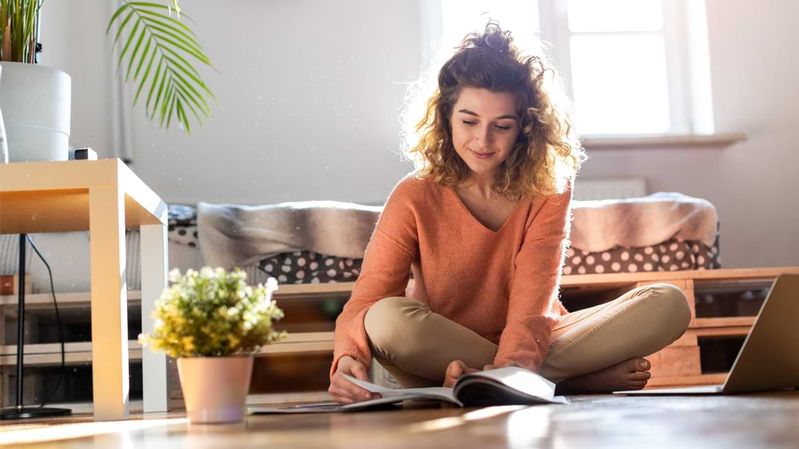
[581,133,747,150]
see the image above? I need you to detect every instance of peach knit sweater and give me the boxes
[331,174,572,376]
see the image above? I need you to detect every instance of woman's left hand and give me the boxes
[482,361,521,371]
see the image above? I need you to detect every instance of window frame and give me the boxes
[432,0,714,137]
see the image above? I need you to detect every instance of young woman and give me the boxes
[329,23,691,403]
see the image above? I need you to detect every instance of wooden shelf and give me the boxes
[257,332,334,355]
[560,266,799,287]
[692,316,756,329]
[276,282,355,296]
[0,341,143,367]
[0,283,354,307]
[0,332,335,366]
[10,267,789,306]
[648,373,728,388]
[688,326,752,338]
[0,291,142,312]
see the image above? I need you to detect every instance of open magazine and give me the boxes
[249,367,567,414]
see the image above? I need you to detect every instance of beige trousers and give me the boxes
[364,283,691,387]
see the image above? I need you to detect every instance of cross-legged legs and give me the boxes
[538,283,691,392]
[363,283,691,392]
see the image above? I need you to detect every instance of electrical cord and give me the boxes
[25,235,66,408]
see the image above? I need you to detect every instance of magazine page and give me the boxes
[250,376,459,414]
[249,397,410,414]
[454,367,568,405]
[249,402,343,414]
[343,374,459,404]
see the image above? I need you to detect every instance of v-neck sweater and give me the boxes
[331,173,572,376]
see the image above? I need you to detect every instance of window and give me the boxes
[434,0,713,136]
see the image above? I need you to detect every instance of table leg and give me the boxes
[141,222,169,412]
[89,186,129,420]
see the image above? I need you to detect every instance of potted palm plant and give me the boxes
[140,268,286,424]
[0,0,71,162]
[0,0,213,162]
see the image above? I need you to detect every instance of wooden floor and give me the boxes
[2,392,799,448]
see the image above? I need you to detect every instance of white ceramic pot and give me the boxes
[0,62,71,162]
[177,355,254,424]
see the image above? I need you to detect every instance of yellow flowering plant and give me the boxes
[140,267,285,358]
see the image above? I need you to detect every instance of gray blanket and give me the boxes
[198,192,718,269]
[570,192,718,252]
[198,201,382,269]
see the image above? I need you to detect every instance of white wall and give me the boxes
[38,0,115,154]
[38,0,798,269]
[126,0,421,205]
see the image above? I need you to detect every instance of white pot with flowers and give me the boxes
[140,267,285,424]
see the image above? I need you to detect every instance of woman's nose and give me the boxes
[474,125,493,145]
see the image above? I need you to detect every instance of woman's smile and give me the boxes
[470,150,495,159]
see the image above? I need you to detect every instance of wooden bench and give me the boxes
[2,266,797,406]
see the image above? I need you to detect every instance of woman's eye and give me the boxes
[462,120,477,126]
[495,124,512,130]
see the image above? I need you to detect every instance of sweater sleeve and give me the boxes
[330,179,419,377]
[493,185,573,371]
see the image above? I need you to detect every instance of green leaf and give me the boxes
[145,61,165,113]
[108,0,213,133]
[133,38,153,82]
[177,101,190,133]
[108,9,136,46]
[151,65,169,120]
[163,52,213,97]
[117,20,141,66]
[175,84,209,118]
[140,16,206,55]
[136,7,198,37]
[133,46,158,105]
[147,29,208,66]
[164,87,178,128]
[125,26,148,81]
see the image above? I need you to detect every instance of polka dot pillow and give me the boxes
[563,238,720,276]
[167,204,199,248]
[258,251,362,284]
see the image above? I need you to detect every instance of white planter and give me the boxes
[0,62,71,162]
[177,356,254,424]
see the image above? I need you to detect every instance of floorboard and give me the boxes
[2,392,798,448]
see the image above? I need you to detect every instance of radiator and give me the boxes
[573,177,647,201]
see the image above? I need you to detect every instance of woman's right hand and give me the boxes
[328,355,381,404]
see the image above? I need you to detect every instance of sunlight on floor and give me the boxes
[407,406,525,433]
[0,417,188,445]
[506,407,553,448]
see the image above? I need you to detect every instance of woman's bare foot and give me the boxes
[555,357,652,394]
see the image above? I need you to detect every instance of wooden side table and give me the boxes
[0,159,168,420]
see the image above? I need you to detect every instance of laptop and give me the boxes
[615,273,799,395]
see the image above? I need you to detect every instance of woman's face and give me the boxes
[450,87,521,180]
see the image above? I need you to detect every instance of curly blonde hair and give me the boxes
[403,22,586,198]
